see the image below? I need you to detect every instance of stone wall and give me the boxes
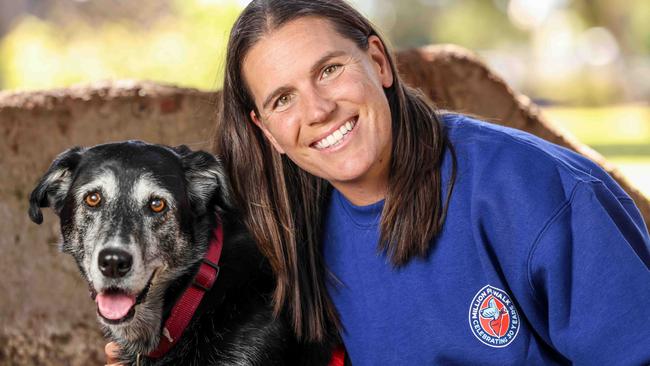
[0,81,218,365]
[0,45,647,365]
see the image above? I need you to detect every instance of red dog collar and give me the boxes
[147,225,223,358]
[145,223,347,365]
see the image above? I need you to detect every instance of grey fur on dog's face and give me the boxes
[29,141,230,353]
[70,165,181,345]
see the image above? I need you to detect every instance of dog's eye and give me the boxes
[84,192,102,207]
[149,198,166,213]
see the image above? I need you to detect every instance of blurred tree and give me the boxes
[0,0,241,91]
[0,0,648,104]
[427,0,528,49]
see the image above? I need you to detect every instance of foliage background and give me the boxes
[0,0,647,195]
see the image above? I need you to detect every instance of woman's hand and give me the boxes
[105,342,123,366]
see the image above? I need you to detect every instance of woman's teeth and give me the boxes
[315,120,356,149]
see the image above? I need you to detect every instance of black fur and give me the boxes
[28,141,336,365]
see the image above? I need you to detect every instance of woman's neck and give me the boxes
[331,174,388,206]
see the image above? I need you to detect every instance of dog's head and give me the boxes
[28,141,231,350]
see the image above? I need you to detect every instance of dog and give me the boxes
[28,141,336,365]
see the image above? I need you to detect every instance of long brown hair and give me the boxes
[214,0,455,342]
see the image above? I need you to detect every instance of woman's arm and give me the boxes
[528,180,650,364]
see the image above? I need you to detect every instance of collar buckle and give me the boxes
[192,258,220,291]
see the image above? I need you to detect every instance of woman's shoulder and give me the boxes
[440,112,584,170]
[437,113,646,268]
[439,112,629,201]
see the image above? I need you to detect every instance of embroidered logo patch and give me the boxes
[468,285,520,348]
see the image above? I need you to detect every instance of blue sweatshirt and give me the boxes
[322,114,650,365]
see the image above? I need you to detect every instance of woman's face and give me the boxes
[243,17,394,203]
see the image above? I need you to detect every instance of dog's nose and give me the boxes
[98,248,133,278]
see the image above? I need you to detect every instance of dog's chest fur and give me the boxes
[125,219,297,366]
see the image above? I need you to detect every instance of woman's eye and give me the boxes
[321,64,341,79]
[274,94,293,110]
[149,198,166,213]
[84,192,102,207]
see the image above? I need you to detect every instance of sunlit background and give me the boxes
[0,0,648,195]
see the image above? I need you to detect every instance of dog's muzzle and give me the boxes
[94,269,157,324]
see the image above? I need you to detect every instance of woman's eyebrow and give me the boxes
[309,50,346,75]
[261,51,347,110]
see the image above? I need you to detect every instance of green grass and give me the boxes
[542,105,650,198]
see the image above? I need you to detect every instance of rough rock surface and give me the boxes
[0,46,647,365]
[0,80,218,365]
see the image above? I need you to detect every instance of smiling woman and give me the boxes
[216,0,453,346]
[244,17,394,205]
[210,1,650,365]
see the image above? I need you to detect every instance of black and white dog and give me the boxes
[28,141,335,365]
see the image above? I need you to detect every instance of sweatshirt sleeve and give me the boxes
[527,180,650,365]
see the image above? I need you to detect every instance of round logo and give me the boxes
[468,285,520,348]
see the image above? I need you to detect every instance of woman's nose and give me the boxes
[303,89,336,125]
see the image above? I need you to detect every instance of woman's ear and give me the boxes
[250,110,286,154]
[367,35,394,89]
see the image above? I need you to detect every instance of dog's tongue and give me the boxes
[96,292,136,320]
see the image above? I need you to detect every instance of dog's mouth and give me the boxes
[92,270,157,324]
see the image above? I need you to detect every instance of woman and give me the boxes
[109,0,650,364]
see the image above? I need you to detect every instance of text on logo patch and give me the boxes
[468,284,520,348]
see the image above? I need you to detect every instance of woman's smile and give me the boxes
[311,116,358,151]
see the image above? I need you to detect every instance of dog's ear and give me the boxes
[173,146,233,214]
[28,147,85,224]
